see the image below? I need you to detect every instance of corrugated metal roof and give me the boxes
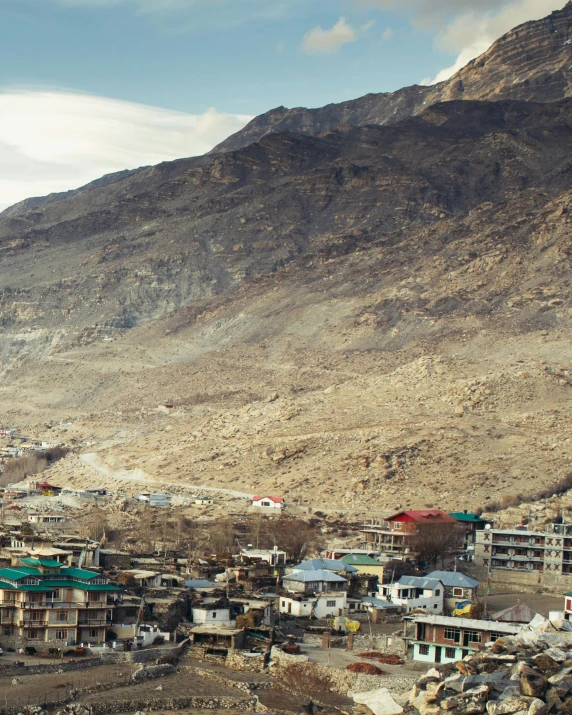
[185,579,217,589]
[491,603,539,623]
[397,576,443,590]
[340,554,383,566]
[283,569,348,583]
[426,570,479,588]
[293,558,358,573]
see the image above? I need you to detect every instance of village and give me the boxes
[0,435,572,715]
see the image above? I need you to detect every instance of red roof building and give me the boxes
[252,496,284,510]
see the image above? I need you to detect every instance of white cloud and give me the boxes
[357,0,567,83]
[302,16,376,55]
[381,26,393,41]
[0,90,252,211]
[302,17,358,55]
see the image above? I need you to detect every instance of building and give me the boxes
[121,570,162,588]
[425,571,479,613]
[378,576,444,614]
[409,614,521,664]
[564,593,572,621]
[192,605,233,626]
[279,592,347,618]
[251,496,284,511]
[34,483,62,497]
[339,554,385,578]
[27,514,66,525]
[0,557,119,648]
[491,603,539,624]
[137,493,171,507]
[449,511,493,556]
[282,569,348,595]
[194,497,214,507]
[360,510,458,559]
[324,548,381,560]
[288,558,358,576]
[239,546,287,567]
[475,523,572,584]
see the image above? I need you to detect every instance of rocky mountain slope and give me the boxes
[214,2,572,153]
[1,7,572,511]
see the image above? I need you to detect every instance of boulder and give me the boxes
[352,688,404,715]
[519,668,547,698]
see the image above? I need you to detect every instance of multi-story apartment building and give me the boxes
[360,510,458,559]
[0,556,119,648]
[475,523,572,585]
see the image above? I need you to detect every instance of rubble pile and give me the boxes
[347,663,386,675]
[408,616,572,715]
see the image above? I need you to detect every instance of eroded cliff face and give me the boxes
[213,3,572,154]
[0,99,570,368]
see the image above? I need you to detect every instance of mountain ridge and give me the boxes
[213,2,572,153]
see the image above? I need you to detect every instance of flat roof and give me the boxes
[409,614,521,633]
[191,625,244,636]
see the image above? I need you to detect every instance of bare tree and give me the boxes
[411,523,463,568]
[269,517,325,562]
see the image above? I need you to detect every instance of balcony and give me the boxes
[78,619,110,626]
[19,620,48,627]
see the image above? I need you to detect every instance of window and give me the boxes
[55,629,67,640]
[326,600,336,607]
[52,590,61,600]
[465,630,481,643]
[3,627,10,635]
[394,523,402,530]
[453,588,463,597]
[419,644,430,655]
[445,647,456,659]
[211,612,217,618]
[90,629,97,638]
[57,611,67,622]
[444,627,461,643]
[435,590,441,595]
[281,601,286,607]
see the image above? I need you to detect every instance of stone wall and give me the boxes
[225,651,266,673]
[0,657,104,678]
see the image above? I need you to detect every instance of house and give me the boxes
[324,548,382,560]
[339,554,384,578]
[0,557,119,648]
[192,605,233,626]
[282,568,348,595]
[189,624,245,652]
[425,571,479,613]
[449,511,493,556]
[378,576,444,614]
[409,614,520,664]
[360,510,458,559]
[121,570,162,588]
[34,482,62,497]
[252,496,284,511]
[231,597,274,626]
[137,493,171,507]
[239,546,287,567]
[288,558,358,576]
[279,592,347,618]
[195,497,214,507]
[27,514,66,525]
[491,603,539,624]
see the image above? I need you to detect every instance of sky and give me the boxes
[0,0,567,210]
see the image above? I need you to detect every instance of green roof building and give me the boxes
[340,554,385,577]
[0,558,120,649]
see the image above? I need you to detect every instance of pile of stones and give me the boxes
[408,618,572,715]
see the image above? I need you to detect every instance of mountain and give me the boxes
[213,2,572,154]
[1,6,572,512]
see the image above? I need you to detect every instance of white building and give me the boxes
[378,576,444,614]
[240,546,287,566]
[279,592,347,618]
[251,496,284,511]
[192,606,233,626]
